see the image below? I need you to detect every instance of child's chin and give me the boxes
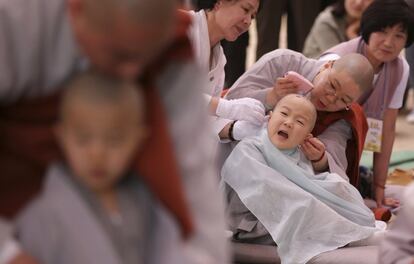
[273,141,290,150]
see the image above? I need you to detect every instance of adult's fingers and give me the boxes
[306,138,325,152]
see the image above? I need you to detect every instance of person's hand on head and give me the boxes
[216,98,265,125]
[232,120,265,141]
[266,77,298,108]
[301,136,328,171]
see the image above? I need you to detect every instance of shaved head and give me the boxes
[82,0,177,29]
[60,70,145,123]
[278,94,317,130]
[332,53,374,96]
[68,0,178,78]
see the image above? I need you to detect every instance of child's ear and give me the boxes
[268,111,273,118]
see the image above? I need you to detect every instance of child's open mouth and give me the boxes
[277,130,289,139]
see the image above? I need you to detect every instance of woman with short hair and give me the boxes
[322,0,414,208]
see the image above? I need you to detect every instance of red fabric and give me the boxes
[137,10,195,238]
[312,103,368,187]
[372,207,392,222]
[0,10,194,238]
[0,93,61,218]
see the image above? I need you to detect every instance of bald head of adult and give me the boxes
[311,53,374,112]
[332,53,374,97]
[79,0,176,28]
[68,0,178,79]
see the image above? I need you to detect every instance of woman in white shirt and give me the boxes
[187,0,265,137]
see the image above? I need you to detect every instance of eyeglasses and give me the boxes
[323,71,352,111]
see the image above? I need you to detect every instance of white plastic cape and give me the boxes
[222,129,377,264]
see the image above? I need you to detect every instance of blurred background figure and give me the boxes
[16,72,157,264]
[0,0,230,263]
[303,0,374,58]
[255,0,322,60]
[379,182,414,264]
[404,0,414,123]
[221,32,249,87]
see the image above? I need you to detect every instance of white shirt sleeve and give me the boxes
[388,58,409,109]
[318,53,340,61]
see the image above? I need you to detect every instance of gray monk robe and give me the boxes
[16,163,183,264]
[380,183,414,264]
[223,49,352,181]
[223,129,376,264]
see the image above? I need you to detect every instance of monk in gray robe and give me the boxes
[16,72,184,264]
[219,50,374,186]
[380,183,414,264]
[0,219,37,264]
[0,0,229,262]
[223,94,379,264]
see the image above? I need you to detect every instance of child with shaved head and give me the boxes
[15,71,179,264]
[223,94,378,263]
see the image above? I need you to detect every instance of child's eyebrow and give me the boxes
[280,105,291,111]
[296,114,310,121]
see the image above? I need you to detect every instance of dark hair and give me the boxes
[194,0,261,12]
[194,0,217,10]
[331,0,346,18]
[360,0,414,47]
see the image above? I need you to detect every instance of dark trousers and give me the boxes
[221,32,249,88]
[256,0,322,59]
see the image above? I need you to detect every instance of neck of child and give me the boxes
[96,188,120,215]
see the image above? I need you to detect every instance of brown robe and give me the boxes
[313,103,368,187]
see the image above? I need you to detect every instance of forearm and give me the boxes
[218,122,232,140]
[264,88,279,109]
[373,111,397,188]
[373,110,397,206]
[208,96,219,115]
[373,145,393,188]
